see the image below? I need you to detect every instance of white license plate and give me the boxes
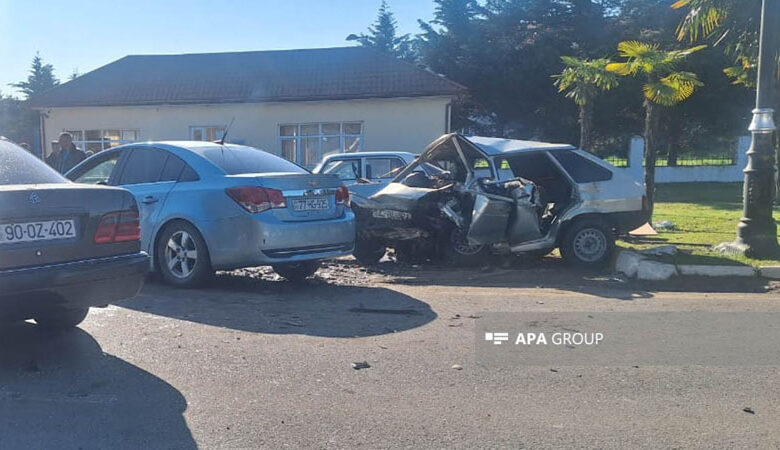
[0,219,77,245]
[372,209,412,221]
[292,198,329,212]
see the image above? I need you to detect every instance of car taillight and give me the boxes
[94,210,140,244]
[335,185,350,207]
[226,186,286,213]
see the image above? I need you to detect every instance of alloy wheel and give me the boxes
[165,230,198,279]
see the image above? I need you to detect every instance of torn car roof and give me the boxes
[464,136,576,156]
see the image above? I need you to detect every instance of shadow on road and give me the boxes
[0,324,195,449]
[126,281,438,337]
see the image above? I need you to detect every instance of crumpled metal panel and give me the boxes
[507,184,543,244]
[466,193,513,245]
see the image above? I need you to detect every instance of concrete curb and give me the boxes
[614,249,777,281]
[759,266,780,280]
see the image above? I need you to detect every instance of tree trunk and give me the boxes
[666,140,679,167]
[578,102,593,150]
[643,100,659,220]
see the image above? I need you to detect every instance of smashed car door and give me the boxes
[466,192,513,245]
[505,180,543,244]
[465,179,543,246]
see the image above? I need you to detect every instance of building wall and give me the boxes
[40,96,451,158]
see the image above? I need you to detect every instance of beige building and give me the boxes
[31,47,464,167]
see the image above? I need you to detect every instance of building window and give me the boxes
[279,122,363,167]
[66,129,139,154]
[190,126,225,142]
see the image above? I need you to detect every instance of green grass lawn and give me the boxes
[618,183,780,267]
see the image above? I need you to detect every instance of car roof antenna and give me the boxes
[218,117,235,146]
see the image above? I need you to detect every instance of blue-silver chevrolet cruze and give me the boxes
[67,141,355,287]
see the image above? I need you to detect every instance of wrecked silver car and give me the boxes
[351,133,649,267]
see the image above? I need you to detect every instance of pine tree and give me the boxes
[11,52,59,99]
[347,1,414,60]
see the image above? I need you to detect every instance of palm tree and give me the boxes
[607,41,706,218]
[672,0,763,87]
[553,57,619,150]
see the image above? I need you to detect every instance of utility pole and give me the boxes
[718,0,780,258]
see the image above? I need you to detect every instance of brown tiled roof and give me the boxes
[29,47,465,108]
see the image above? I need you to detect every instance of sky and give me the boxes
[0,0,437,97]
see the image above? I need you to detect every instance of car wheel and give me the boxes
[272,260,320,282]
[157,221,213,288]
[353,237,386,265]
[35,307,89,330]
[439,227,491,266]
[560,219,615,268]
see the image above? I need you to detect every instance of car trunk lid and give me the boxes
[227,173,347,221]
[0,184,140,270]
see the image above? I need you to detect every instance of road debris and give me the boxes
[653,220,676,231]
[452,364,463,370]
[352,361,371,370]
[743,407,755,415]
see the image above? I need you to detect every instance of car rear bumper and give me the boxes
[204,211,356,269]
[0,252,149,319]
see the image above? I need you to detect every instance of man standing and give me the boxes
[46,132,86,174]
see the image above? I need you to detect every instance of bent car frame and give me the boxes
[351,133,648,267]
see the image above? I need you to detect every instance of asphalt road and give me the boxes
[1,260,779,449]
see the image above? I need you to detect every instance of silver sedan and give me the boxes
[67,141,355,287]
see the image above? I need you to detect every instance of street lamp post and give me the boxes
[719,0,780,258]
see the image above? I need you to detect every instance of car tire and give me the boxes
[353,238,386,265]
[156,221,213,288]
[272,260,320,282]
[35,307,89,330]
[439,227,491,266]
[560,219,615,268]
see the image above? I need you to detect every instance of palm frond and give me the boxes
[644,71,704,106]
[617,41,658,58]
[606,62,636,76]
[643,82,679,106]
[673,0,731,42]
[553,56,618,106]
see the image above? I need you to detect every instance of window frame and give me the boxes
[189,125,226,142]
[66,128,139,154]
[278,121,364,167]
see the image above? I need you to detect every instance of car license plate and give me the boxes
[0,219,77,245]
[292,198,329,212]
[372,209,412,221]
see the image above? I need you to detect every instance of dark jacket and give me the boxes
[46,144,87,174]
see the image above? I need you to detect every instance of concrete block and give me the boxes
[677,265,756,277]
[636,260,677,281]
[615,250,644,278]
[759,266,780,279]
